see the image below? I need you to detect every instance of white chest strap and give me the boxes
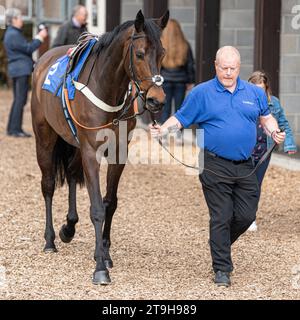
[73,80,126,113]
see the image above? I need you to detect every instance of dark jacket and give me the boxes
[3,26,42,78]
[161,44,195,84]
[52,20,87,48]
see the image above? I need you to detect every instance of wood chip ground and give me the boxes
[0,90,299,300]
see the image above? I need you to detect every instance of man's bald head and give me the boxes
[215,46,241,65]
[215,46,241,92]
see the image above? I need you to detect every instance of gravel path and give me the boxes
[0,90,300,300]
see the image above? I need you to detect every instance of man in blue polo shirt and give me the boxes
[150,46,285,287]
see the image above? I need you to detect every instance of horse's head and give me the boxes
[125,10,169,113]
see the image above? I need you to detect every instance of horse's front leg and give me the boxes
[103,123,134,269]
[81,145,110,285]
[103,163,126,269]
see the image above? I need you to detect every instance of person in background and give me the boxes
[52,5,88,48]
[248,70,297,231]
[4,8,47,137]
[159,19,195,124]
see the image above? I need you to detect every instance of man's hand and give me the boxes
[271,129,286,144]
[35,28,48,42]
[149,122,162,138]
[260,115,286,144]
[149,116,183,139]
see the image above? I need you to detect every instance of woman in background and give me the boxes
[159,19,195,124]
[248,70,297,231]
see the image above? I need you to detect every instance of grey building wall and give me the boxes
[168,0,196,56]
[121,0,196,57]
[219,0,255,80]
[280,0,300,143]
[121,0,143,22]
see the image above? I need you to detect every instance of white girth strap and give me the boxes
[73,80,126,113]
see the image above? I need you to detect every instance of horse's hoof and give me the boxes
[92,270,111,285]
[104,259,113,269]
[43,247,58,253]
[59,225,74,243]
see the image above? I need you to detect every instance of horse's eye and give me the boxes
[136,51,145,60]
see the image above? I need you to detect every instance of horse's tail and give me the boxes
[53,137,85,188]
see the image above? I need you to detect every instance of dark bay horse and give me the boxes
[31,10,169,284]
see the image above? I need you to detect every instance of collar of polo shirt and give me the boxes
[214,76,245,92]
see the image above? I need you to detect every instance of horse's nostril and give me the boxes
[146,97,160,108]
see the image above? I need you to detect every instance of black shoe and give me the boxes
[7,131,31,138]
[214,271,231,287]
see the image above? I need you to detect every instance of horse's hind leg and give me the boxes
[103,163,126,269]
[59,149,82,243]
[59,176,78,243]
[35,128,58,253]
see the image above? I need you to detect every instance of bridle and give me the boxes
[63,30,165,132]
[128,31,164,94]
[113,31,165,124]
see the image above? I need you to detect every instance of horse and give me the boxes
[31,10,169,285]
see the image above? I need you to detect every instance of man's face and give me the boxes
[75,8,88,26]
[12,15,23,29]
[215,56,240,89]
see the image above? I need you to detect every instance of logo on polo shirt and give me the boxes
[242,100,254,105]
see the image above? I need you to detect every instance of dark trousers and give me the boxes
[160,82,186,123]
[254,155,271,201]
[199,151,259,273]
[7,76,29,134]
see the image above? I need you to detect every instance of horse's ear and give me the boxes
[157,10,169,30]
[134,10,145,33]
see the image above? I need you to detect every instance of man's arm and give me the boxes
[260,114,286,144]
[149,116,183,137]
[9,32,43,56]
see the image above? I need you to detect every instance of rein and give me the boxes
[153,119,283,180]
[156,137,276,179]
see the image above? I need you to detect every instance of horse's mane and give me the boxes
[85,18,163,56]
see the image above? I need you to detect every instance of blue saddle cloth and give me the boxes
[42,38,97,100]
